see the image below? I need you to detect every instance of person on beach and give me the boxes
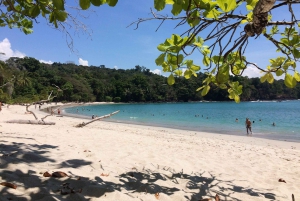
[58,108,61,115]
[92,115,95,119]
[245,118,252,135]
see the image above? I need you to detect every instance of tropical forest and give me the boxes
[0,57,300,104]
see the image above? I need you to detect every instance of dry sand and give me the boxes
[0,104,299,201]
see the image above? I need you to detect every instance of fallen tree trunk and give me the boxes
[6,120,55,125]
[75,110,120,128]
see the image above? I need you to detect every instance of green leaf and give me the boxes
[216,64,229,84]
[178,54,184,64]
[167,53,178,65]
[155,53,166,66]
[174,69,182,76]
[196,86,205,91]
[201,85,210,96]
[284,73,297,88]
[240,19,248,24]
[275,69,284,76]
[234,94,240,103]
[267,73,274,84]
[280,38,289,45]
[187,10,200,27]
[260,73,268,83]
[283,59,296,69]
[106,0,118,6]
[202,56,210,66]
[53,0,64,10]
[40,5,50,14]
[246,0,258,8]
[171,3,182,16]
[184,60,193,68]
[166,0,174,4]
[22,27,33,34]
[203,8,221,19]
[191,65,200,71]
[91,0,105,6]
[29,5,40,18]
[54,10,67,22]
[162,62,170,72]
[167,74,175,85]
[80,0,91,10]
[246,5,253,10]
[292,48,300,59]
[294,71,300,82]
[184,69,192,79]
[290,34,300,46]
[228,82,242,103]
[157,41,170,52]
[154,0,166,11]
[217,0,237,12]
[219,84,227,89]
[270,25,278,35]
[270,57,285,67]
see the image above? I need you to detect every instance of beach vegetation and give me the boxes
[0,57,299,103]
[0,0,299,102]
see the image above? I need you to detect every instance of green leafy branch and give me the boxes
[131,0,300,102]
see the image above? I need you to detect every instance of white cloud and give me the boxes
[0,38,26,61]
[114,66,118,69]
[151,69,161,75]
[79,58,88,66]
[39,60,53,64]
[242,64,262,78]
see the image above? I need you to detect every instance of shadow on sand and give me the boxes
[0,137,281,200]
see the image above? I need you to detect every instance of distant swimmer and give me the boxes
[235,118,238,122]
[272,122,276,126]
[245,118,252,135]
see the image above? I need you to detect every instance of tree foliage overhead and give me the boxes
[1,0,300,102]
[0,0,117,34]
[132,0,300,102]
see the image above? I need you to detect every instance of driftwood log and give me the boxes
[75,110,120,128]
[6,120,55,125]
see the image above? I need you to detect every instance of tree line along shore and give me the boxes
[1,57,300,104]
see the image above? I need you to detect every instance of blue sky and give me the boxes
[0,0,299,78]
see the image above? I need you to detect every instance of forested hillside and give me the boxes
[0,57,299,103]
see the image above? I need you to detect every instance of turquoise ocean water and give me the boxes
[64,100,300,142]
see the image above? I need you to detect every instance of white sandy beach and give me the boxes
[0,104,300,201]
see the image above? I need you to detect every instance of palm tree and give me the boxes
[15,71,31,87]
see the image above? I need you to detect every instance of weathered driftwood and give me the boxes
[26,90,57,120]
[75,110,120,128]
[6,120,55,125]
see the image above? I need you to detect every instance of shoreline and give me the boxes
[0,104,300,200]
[58,102,300,143]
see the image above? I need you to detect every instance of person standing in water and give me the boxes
[245,118,252,135]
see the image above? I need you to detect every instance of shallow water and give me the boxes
[64,100,300,142]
